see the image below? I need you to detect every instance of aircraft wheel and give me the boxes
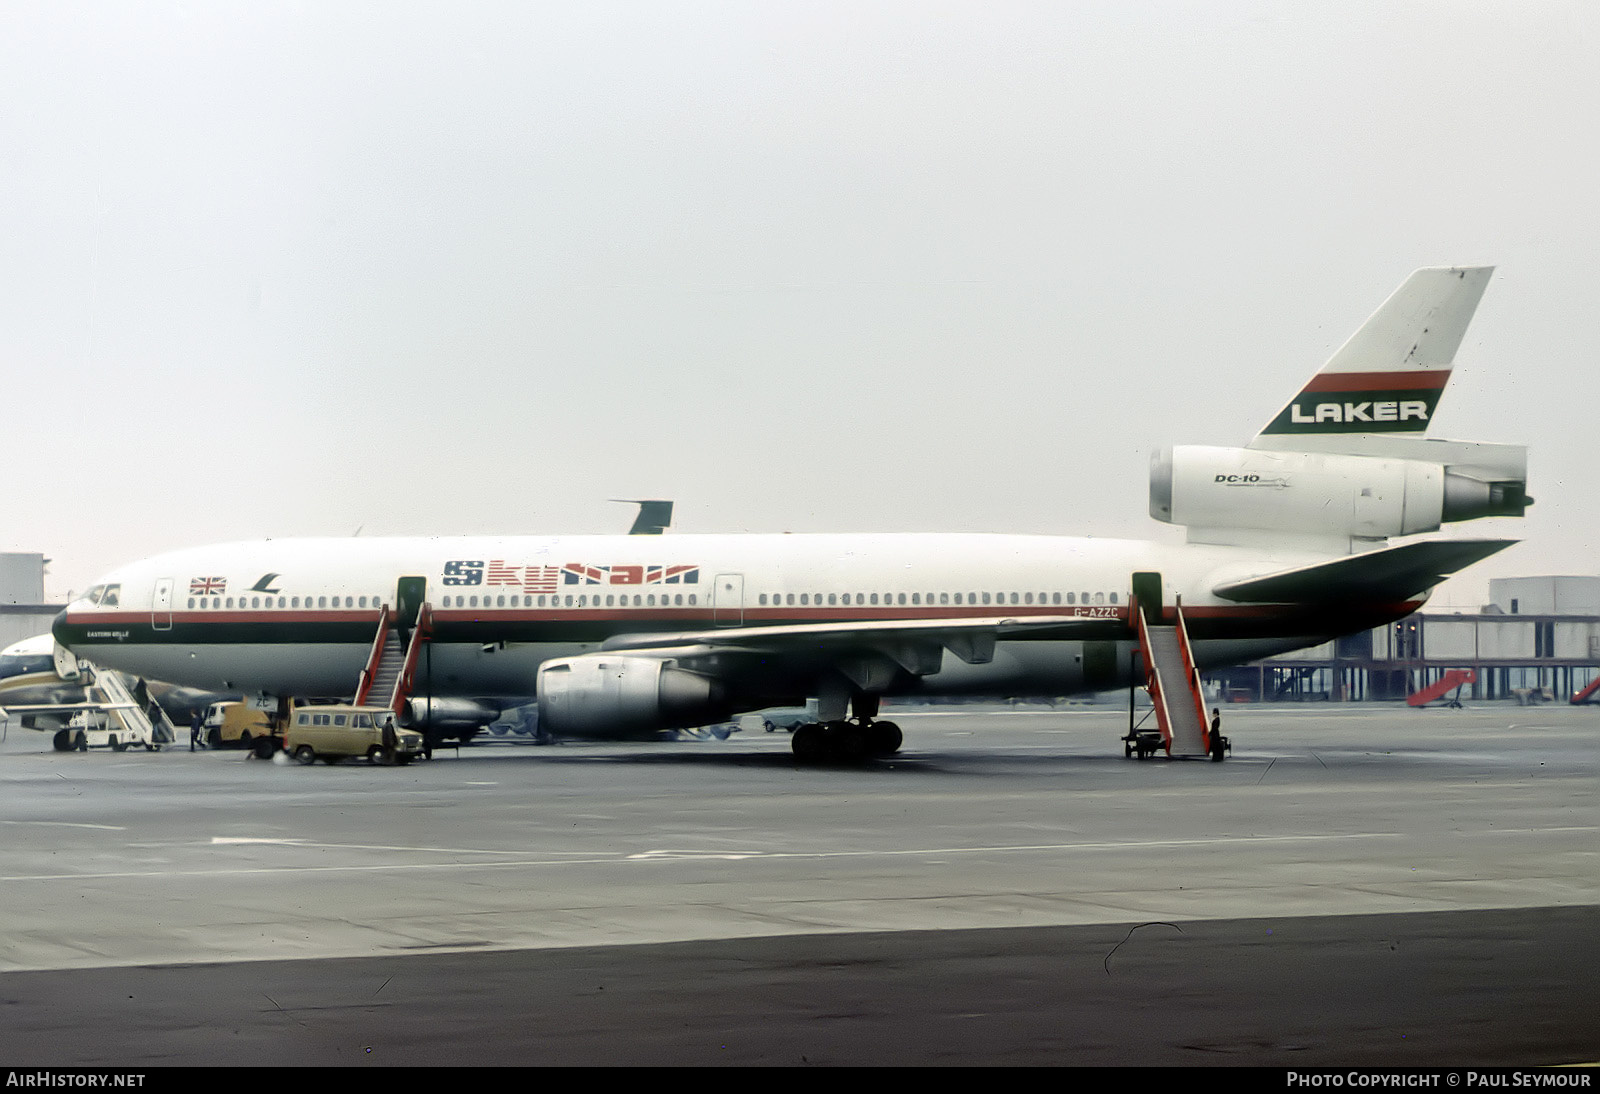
[826,721,869,762]
[868,720,902,756]
[293,745,316,765]
[791,723,827,763]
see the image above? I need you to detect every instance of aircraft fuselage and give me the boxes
[54,532,1416,713]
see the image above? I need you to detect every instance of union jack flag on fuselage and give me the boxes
[190,577,226,595]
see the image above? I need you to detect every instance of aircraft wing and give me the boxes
[603,615,1100,649]
[0,702,137,714]
[1212,539,1517,604]
[599,615,1115,682]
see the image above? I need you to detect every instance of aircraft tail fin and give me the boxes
[613,499,674,535]
[1252,266,1493,446]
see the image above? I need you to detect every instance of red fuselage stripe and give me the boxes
[64,601,1423,630]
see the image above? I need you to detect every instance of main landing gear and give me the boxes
[791,718,902,763]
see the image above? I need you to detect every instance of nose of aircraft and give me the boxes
[50,611,85,681]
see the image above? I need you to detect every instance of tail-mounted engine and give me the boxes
[536,654,728,739]
[1150,443,1529,541]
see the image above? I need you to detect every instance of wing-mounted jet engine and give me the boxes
[1148,266,1528,547]
[536,653,729,739]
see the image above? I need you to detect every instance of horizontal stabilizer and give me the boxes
[1213,539,1516,604]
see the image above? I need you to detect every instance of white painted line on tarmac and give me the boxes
[0,820,126,830]
[4,826,1593,883]
[211,836,599,856]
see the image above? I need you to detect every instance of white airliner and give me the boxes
[0,634,83,726]
[54,267,1528,759]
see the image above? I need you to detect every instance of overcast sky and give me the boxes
[3,1,1594,606]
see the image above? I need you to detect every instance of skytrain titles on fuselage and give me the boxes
[442,561,701,593]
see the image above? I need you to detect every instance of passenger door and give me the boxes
[1130,571,1163,624]
[713,573,744,626]
[152,578,174,631]
[396,576,427,627]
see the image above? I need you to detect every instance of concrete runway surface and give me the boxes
[1,704,1595,1066]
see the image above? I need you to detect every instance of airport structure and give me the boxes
[1214,575,1600,704]
[0,553,62,650]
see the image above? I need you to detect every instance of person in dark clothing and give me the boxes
[190,709,206,752]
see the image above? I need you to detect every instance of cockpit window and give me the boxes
[77,583,121,607]
[0,654,55,681]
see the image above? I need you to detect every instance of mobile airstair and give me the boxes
[59,667,177,751]
[1407,668,1476,708]
[354,603,433,715]
[1129,598,1225,760]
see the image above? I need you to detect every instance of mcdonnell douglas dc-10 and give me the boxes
[54,267,1528,761]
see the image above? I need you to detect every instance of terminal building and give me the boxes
[1211,576,1600,704]
[0,553,63,650]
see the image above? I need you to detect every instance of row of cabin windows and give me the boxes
[439,593,696,609]
[757,591,1117,607]
[434,591,1114,611]
[187,595,382,610]
[186,589,1117,612]
[438,590,1117,610]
